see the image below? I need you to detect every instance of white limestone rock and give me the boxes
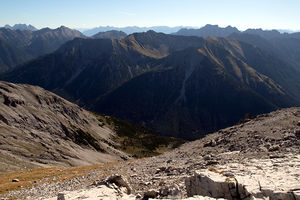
[185,154,300,200]
[45,185,136,200]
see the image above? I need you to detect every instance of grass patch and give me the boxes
[0,162,121,196]
[95,115,185,158]
[208,167,220,174]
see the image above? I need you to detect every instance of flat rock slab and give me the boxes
[44,185,136,200]
[150,197,226,200]
[185,154,300,200]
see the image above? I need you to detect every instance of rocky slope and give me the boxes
[98,38,300,139]
[229,31,300,72]
[1,107,299,199]
[0,81,129,172]
[176,25,300,72]
[0,81,183,173]
[0,39,32,73]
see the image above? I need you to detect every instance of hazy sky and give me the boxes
[0,0,299,30]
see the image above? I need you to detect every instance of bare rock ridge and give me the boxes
[4,24,38,31]
[92,30,127,39]
[0,81,128,172]
[186,155,300,200]
[4,107,299,199]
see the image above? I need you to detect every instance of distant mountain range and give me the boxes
[81,26,192,36]
[2,29,300,139]
[4,24,38,31]
[92,30,127,39]
[3,24,298,36]
[174,24,300,39]
[175,25,300,71]
[80,24,299,37]
[175,24,240,37]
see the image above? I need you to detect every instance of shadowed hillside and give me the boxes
[1,31,300,139]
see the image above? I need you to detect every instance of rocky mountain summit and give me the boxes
[175,24,240,38]
[92,30,127,39]
[4,24,38,31]
[2,107,299,199]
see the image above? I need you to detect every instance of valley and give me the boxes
[0,81,183,172]
[2,28,300,139]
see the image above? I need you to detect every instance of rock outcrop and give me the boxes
[46,185,136,200]
[186,154,300,200]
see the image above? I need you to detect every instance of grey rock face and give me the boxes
[185,154,300,200]
[94,174,132,195]
[0,81,128,172]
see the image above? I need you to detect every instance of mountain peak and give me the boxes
[175,24,240,37]
[4,24,37,31]
[92,30,127,39]
[58,25,69,30]
[146,30,156,33]
[244,28,282,39]
[203,24,219,28]
[4,24,12,29]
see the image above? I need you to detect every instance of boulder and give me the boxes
[185,154,300,200]
[143,189,159,199]
[295,129,300,137]
[57,193,65,200]
[94,174,132,195]
[106,174,132,194]
[159,185,182,198]
[185,170,237,199]
[268,145,280,152]
[48,185,136,200]
[204,139,217,147]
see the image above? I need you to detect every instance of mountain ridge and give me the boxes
[4,24,38,31]
[92,30,127,39]
[82,25,192,36]
[175,24,240,37]
[2,31,300,139]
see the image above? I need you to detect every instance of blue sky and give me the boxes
[0,0,299,30]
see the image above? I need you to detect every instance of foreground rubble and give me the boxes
[1,107,300,199]
[43,153,300,200]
